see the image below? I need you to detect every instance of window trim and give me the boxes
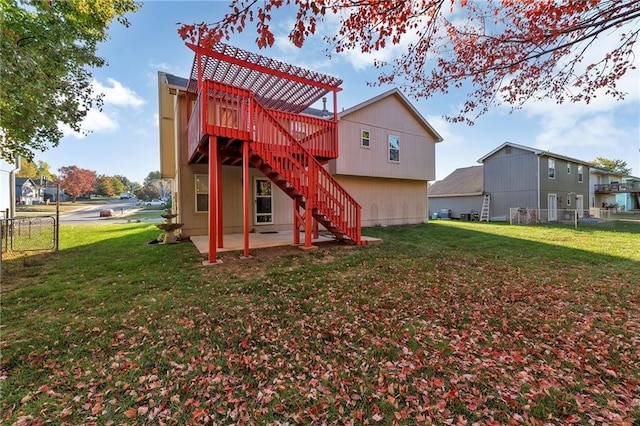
[361,129,370,148]
[567,162,571,174]
[195,174,208,213]
[388,134,400,163]
[548,158,555,179]
[577,165,584,183]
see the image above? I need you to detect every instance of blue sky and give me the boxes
[16,1,640,183]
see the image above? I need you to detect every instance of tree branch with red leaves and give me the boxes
[178,0,640,123]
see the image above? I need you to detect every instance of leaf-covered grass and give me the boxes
[2,221,639,424]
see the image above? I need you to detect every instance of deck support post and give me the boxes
[293,198,301,245]
[217,151,224,248]
[304,165,315,248]
[242,141,250,258]
[207,136,220,264]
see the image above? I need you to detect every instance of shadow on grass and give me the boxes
[2,221,639,424]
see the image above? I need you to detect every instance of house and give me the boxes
[429,142,591,221]
[590,167,640,211]
[428,165,483,219]
[158,42,442,262]
[328,89,443,227]
[15,177,42,205]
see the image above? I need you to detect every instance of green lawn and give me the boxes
[2,221,639,424]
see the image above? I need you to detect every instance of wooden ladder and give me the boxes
[480,194,491,222]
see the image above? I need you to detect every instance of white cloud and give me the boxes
[60,78,144,138]
[148,60,191,80]
[93,78,145,107]
[60,108,118,139]
[514,27,640,154]
[426,115,465,146]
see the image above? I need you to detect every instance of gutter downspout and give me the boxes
[536,156,540,210]
[9,156,20,219]
[1,157,20,283]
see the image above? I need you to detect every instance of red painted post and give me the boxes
[305,164,314,248]
[243,140,250,258]
[208,136,218,263]
[217,152,224,248]
[293,198,300,245]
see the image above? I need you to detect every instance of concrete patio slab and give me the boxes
[190,231,382,255]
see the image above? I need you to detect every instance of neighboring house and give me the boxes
[43,186,69,203]
[428,165,483,219]
[590,167,640,211]
[15,177,42,205]
[429,142,591,221]
[158,42,442,262]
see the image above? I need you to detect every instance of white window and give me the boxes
[577,165,584,183]
[361,130,370,148]
[567,195,571,206]
[548,158,555,179]
[567,163,571,174]
[388,135,400,163]
[195,174,208,213]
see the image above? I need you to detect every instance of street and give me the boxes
[59,198,140,224]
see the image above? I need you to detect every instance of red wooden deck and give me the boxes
[183,42,362,263]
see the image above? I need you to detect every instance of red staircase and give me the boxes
[188,80,362,245]
[250,101,362,245]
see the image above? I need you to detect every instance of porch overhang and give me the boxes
[186,42,342,113]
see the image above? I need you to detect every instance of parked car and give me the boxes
[146,199,165,206]
[99,209,114,217]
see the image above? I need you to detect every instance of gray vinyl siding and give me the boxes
[539,156,590,211]
[428,196,484,219]
[483,146,538,219]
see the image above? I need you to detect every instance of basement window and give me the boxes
[195,174,208,213]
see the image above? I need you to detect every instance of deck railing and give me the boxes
[594,182,640,193]
[204,81,252,140]
[266,108,337,158]
[252,102,361,244]
[187,80,338,162]
[187,92,202,162]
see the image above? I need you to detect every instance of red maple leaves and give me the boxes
[177,0,639,123]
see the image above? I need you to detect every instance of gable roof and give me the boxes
[478,141,591,166]
[339,89,443,142]
[165,73,188,89]
[428,165,483,197]
[15,177,35,187]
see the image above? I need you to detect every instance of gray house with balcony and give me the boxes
[590,167,640,211]
[429,142,591,221]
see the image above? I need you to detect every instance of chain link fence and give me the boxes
[1,216,57,261]
[509,208,615,228]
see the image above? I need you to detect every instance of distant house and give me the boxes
[590,167,640,211]
[43,186,69,203]
[15,178,42,205]
[429,142,591,221]
[428,165,483,219]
